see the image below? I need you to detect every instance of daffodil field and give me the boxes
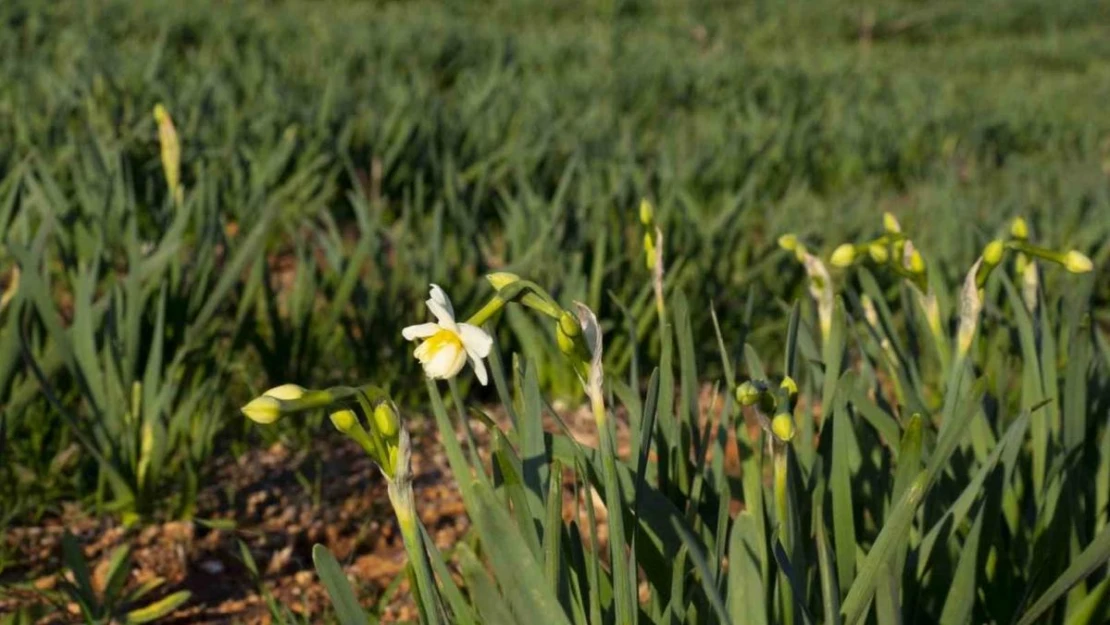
[3,0,1110,623]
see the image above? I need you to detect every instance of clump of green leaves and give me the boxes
[51,531,190,624]
[292,212,1107,625]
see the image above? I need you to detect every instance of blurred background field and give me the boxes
[1,0,1110,621]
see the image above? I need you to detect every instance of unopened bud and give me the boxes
[486,272,521,291]
[883,212,902,233]
[265,384,307,400]
[559,311,580,337]
[1010,217,1029,240]
[983,240,1005,266]
[153,104,181,202]
[556,311,583,359]
[330,409,358,434]
[771,413,796,443]
[780,376,798,401]
[778,234,798,252]
[644,233,656,270]
[373,403,400,438]
[1064,250,1093,274]
[242,396,282,425]
[907,250,926,275]
[241,384,307,425]
[868,241,889,264]
[639,199,654,226]
[830,244,856,268]
[736,381,760,407]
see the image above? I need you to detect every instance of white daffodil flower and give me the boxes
[402,284,493,384]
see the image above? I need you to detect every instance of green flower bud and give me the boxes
[868,241,889,264]
[736,381,760,406]
[883,212,902,234]
[330,409,358,434]
[556,325,576,356]
[644,233,657,270]
[486,272,521,291]
[264,384,307,400]
[983,239,1005,266]
[907,250,926,275]
[1064,250,1094,274]
[1010,217,1029,240]
[559,310,581,338]
[241,384,307,425]
[639,199,654,226]
[778,234,798,252]
[373,402,400,438]
[780,376,798,401]
[242,396,282,425]
[830,244,856,268]
[771,413,796,443]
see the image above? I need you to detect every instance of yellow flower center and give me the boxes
[419,328,463,359]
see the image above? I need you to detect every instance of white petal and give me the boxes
[425,343,467,379]
[458,323,493,358]
[402,323,440,341]
[426,284,455,326]
[427,301,456,329]
[469,353,489,385]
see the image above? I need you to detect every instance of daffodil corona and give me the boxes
[402,284,494,384]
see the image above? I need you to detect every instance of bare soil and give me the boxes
[1,389,745,624]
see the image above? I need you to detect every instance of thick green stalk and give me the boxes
[390,479,442,625]
[774,447,796,625]
[465,296,507,327]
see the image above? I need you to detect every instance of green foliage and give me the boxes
[303,221,1110,624]
[51,531,191,624]
[1,0,1110,622]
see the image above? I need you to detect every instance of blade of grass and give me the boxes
[312,544,372,625]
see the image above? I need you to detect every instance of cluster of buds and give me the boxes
[242,383,423,591]
[736,376,799,546]
[1003,217,1092,276]
[828,212,928,291]
[241,384,407,479]
[484,273,599,391]
[735,376,799,448]
[966,216,1093,318]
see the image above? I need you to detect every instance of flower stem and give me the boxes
[465,296,507,327]
[389,478,441,624]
